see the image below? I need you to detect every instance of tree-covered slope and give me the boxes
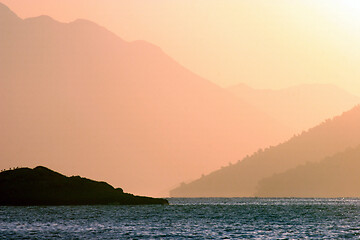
[171,105,360,197]
[256,146,360,197]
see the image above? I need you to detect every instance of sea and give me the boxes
[0,198,359,239]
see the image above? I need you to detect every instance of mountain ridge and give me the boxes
[170,105,360,197]
[256,145,360,197]
[0,2,290,196]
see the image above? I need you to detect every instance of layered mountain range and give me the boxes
[0,3,290,196]
[2,2,359,198]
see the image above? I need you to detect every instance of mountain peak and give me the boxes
[0,2,20,22]
[71,18,97,25]
[0,2,11,13]
[24,15,60,25]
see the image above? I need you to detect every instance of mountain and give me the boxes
[0,3,291,196]
[228,83,359,132]
[0,166,168,205]
[256,146,360,197]
[170,105,360,197]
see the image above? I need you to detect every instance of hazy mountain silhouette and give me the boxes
[256,146,360,197]
[228,83,359,132]
[170,105,360,197]
[0,166,168,205]
[0,3,291,196]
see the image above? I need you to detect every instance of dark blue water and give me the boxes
[1,198,360,239]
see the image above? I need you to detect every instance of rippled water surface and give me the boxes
[1,198,360,239]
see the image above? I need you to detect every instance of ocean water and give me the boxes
[0,198,360,239]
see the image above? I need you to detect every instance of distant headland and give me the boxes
[0,166,168,205]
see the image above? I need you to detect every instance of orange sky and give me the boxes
[3,0,360,95]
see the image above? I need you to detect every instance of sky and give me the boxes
[3,0,360,95]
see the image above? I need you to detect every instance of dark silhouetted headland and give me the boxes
[0,166,168,205]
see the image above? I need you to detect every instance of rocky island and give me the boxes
[0,166,168,205]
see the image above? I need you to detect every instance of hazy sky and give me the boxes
[3,0,360,95]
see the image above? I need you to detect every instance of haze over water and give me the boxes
[2,2,360,239]
[1,198,360,239]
